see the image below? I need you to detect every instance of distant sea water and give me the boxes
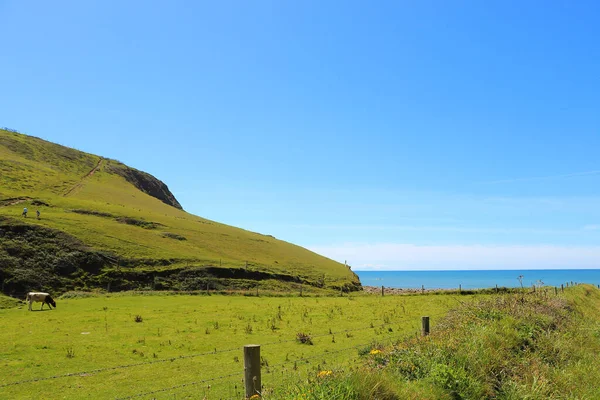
[355,269,600,290]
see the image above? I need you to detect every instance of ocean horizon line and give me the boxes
[354,267,600,272]
[355,269,600,289]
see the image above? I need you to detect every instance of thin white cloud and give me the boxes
[583,225,600,231]
[478,170,600,185]
[309,243,600,270]
[291,224,580,235]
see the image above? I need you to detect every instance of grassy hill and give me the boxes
[0,128,360,295]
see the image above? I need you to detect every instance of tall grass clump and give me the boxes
[383,289,600,399]
[268,369,401,400]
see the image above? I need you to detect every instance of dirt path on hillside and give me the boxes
[63,158,104,197]
[86,157,104,177]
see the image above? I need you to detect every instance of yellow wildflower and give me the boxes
[317,370,333,378]
[369,349,382,355]
[248,395,260,400]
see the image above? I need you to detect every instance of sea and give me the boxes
[355,269,600,290]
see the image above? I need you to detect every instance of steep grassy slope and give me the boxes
[0,129,359,294]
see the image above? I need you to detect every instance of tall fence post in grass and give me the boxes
[381,285,384,297]
[495,284,498,293]
[561,284,564,292]
[555,287,558,295]
[421,316,430,336]
[421,285,425,294]
[459,284,461,294]
[244,344,261,398]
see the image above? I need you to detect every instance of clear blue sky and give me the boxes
[2,1,599,270]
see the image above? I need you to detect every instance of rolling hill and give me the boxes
[0,128,360,295]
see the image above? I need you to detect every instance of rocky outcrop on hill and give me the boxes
[108,164,183,210]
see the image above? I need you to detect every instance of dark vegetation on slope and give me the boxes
[0,217,359,296]
[0,216,106,296]
[72,209,165,229]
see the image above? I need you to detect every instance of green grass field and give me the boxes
[0,291,470,399]
[0,129,359,293]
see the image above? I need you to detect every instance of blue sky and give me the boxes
[1,1,599,270]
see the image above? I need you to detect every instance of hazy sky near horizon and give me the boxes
[1,1,599,270]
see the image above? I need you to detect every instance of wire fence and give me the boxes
[0,346,240,388]
[0,312,444,398]
[1,127,20,133]
[115,371,243,400]
[119,321,441,399]
[0,316,419,389]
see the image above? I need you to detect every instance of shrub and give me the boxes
[162,232,187,241]
[296,332,313,345]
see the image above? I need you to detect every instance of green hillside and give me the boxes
[0,128,360,295]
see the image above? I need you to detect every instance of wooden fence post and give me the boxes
[495,284,498,293]
[244,344,261,398]
[421,316,430,336]
[561,284,564,292]
[421,285,425,294]
[459,284,461,294]
[554,287,558,295]
[381,285,384,297]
